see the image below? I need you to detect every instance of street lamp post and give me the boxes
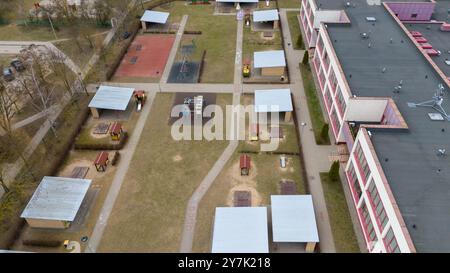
[300,122,307,140]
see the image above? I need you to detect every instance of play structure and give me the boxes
[250,123,259,141]
[94,151,109,172]
[183,94,205,116]
[110,122,123,141]
[134,90,146,111]
[240,154,251,176]
[179,39,196,81]
[243,57,251,77]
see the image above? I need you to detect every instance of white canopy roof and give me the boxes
[21,177,91,222]
[271,195,320,243]
[254,50,286,68]
[140,10,170,24]
[253,9,279,22]
[212,207,269,253]
[254,89,293,113]
[89,85,134,111]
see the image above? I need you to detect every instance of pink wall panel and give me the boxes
[387,2,435,21]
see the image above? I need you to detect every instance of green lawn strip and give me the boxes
[277,0,301,9]
[98,93,231,252]
[300,64,330,145]
[287,11,304,50]
[320,173,360,253]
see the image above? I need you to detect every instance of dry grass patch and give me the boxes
[98,93,231,252]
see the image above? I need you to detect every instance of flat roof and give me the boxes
[216,0,258,2]
[21,176,91,222]
[253,9,279,22]
[254,50,286,68]
[271,195,319,243]
[319,0,450,252]
[88,85,134,111]
[254,89,293,113]
[212,207,269,253]
[140,10,169,24]
[405,23,450,77]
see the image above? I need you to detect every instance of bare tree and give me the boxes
[0,169,9,193]
[0,79,35,179]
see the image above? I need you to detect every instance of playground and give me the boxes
[168,38,201,83]
[114,35,175,80]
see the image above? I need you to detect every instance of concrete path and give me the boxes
[279,8,337,252]
[179,19,244,253]
[85,89,157,253]
[160,15,189,84]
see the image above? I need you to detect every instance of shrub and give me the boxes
[296,35,303,49]
[328,161,340,182]
[320,123,329,144]
[302,50,309,65]
[112,151,121,166]
[74,132,128,150]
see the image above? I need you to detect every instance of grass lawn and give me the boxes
[287,11,304,50]
[98,93,231,252]
[54,32,108,71]
[242,26,283,62]
[300,64,330,145]
[162,2,237,83]
[277,0,301,9]
[192,152,306,252]
[320,173,360,253]
[0,21,109,41]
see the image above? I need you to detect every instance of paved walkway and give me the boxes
[85,89,157,253]
[179,19,244,253]
[160,15,189,84]
[280,9,337,252]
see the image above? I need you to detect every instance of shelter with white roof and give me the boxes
[211,207,269,253]
[254,89,293,122]
[253,50,286,77]
[271,195,319,253]
[21,176,92,229]
[88,85,135,118]
[140,10,170,31]
[253,9,279,29]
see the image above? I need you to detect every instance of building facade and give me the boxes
[297,0,450,253]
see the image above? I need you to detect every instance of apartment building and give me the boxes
[300,0,450,252]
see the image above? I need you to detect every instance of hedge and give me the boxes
[74,132,128,150]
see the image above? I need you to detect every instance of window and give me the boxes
[324,87,333,111]
[411,13,418,18]
[384,228,401,253]
[329,70,338,93]
[336,88,347,115]
[367,180,389,230]
[361,202,377,243]
[354,143,371,183]
[347,163,362,202]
